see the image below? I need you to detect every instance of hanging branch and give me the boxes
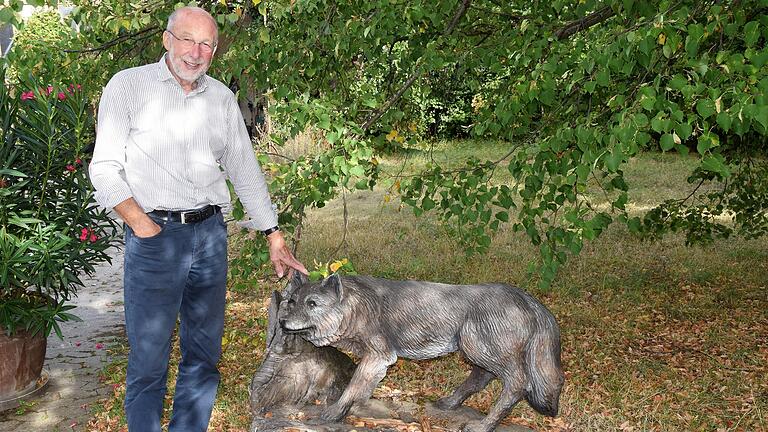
[64,26,162,54]
[554,6,616,40]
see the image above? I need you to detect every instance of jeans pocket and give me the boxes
[215,212,228,229]
[129,219,167,242]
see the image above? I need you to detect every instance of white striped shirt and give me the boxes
[89,54,278,231]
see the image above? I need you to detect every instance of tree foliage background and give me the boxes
[2,0,766,286]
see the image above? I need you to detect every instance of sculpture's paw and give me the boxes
[434,397,460,411]
[461,421,491,432]
[435,396,461,411]
[304,417,330,426]
[318,406,346,423]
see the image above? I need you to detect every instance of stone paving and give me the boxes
[0,248,126,432]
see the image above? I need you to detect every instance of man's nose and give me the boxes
[188,43,203,58]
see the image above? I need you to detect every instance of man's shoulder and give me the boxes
[107,62,158,86]
[203,75,235,99]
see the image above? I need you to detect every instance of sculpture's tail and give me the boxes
[524,319,564,417]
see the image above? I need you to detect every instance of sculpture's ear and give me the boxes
[325,273,344,301]
[287,271,308,297]
[265,290,282,349]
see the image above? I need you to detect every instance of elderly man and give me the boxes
[89,6,307,432]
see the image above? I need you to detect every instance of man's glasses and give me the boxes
[166,30,216,54]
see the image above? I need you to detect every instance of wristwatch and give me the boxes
[262,226,280,236]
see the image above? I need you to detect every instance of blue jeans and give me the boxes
[123,212,228,432]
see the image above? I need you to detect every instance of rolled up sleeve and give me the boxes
[89,75,134,210]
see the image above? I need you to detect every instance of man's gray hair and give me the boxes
[166,6,218,40]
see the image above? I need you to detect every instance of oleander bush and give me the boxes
[0,70,120,338]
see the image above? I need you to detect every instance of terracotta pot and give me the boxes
[0,329,47,400]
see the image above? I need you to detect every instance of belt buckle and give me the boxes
[181,211,188,224]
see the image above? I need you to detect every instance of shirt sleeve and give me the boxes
[219,93,278,231]
[88,74,134,210]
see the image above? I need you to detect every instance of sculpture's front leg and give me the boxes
[319,354,395,422]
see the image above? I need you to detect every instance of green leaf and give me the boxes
[716,112,732,132]
[422,197,435,211]
[743,21,760,47]
[349,165,366,177]
[668,75,687,91]
[0,8,16,24]
[696,99,717,118]
[685,23,704,57]
[696,133,720,154]
[576,164,590,182]
[596,69,610,87]
[755,106,768,130]
[0,168,27,177]
[259,27,270,43]
[660,133,675,151]
[701,154,731,177]
[675,122,693,140]
[640,94,656,111]
[639,87,656,111]
[318,114,331,130]
[605,150,623,172]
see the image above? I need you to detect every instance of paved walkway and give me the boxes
[0,248,126,432]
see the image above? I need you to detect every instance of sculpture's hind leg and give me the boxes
[435,365,495,410]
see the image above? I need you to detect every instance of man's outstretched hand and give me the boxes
[266,230,308,278]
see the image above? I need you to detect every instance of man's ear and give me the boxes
[162,30,171,52]
[325,273,344,301]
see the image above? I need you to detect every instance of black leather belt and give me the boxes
[148,205,221,224]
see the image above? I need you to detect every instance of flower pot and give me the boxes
[0,329,47,403]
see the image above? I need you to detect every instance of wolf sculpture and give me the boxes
[279,272,564,432]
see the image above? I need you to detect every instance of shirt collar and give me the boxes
[157,53,209,93]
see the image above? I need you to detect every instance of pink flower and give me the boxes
[95,343,104,350]
[46,85,53,95]
[89,233,98,243]
[57,92,66,101]
[67,83,82,94]
[66,164,76,172]
[75,341,81,347]
[75,158,82,165]
[79,227,90,241]
[20,91,35,100]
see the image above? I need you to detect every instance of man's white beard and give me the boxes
[169,49,209,84]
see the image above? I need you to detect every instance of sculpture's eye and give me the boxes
[307,299,317,308]
[287,299,295,307]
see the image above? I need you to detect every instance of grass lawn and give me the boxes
[88,140,767,431]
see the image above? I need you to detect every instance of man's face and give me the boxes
[162,11,217,87]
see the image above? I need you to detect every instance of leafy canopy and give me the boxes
[4,0,766,286]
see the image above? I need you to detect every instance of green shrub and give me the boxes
[0,69,120,338]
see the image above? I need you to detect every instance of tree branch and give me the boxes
[554,5,616,40]
[64,26,162,53]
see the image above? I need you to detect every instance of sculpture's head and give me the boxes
[278,272,345,346]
